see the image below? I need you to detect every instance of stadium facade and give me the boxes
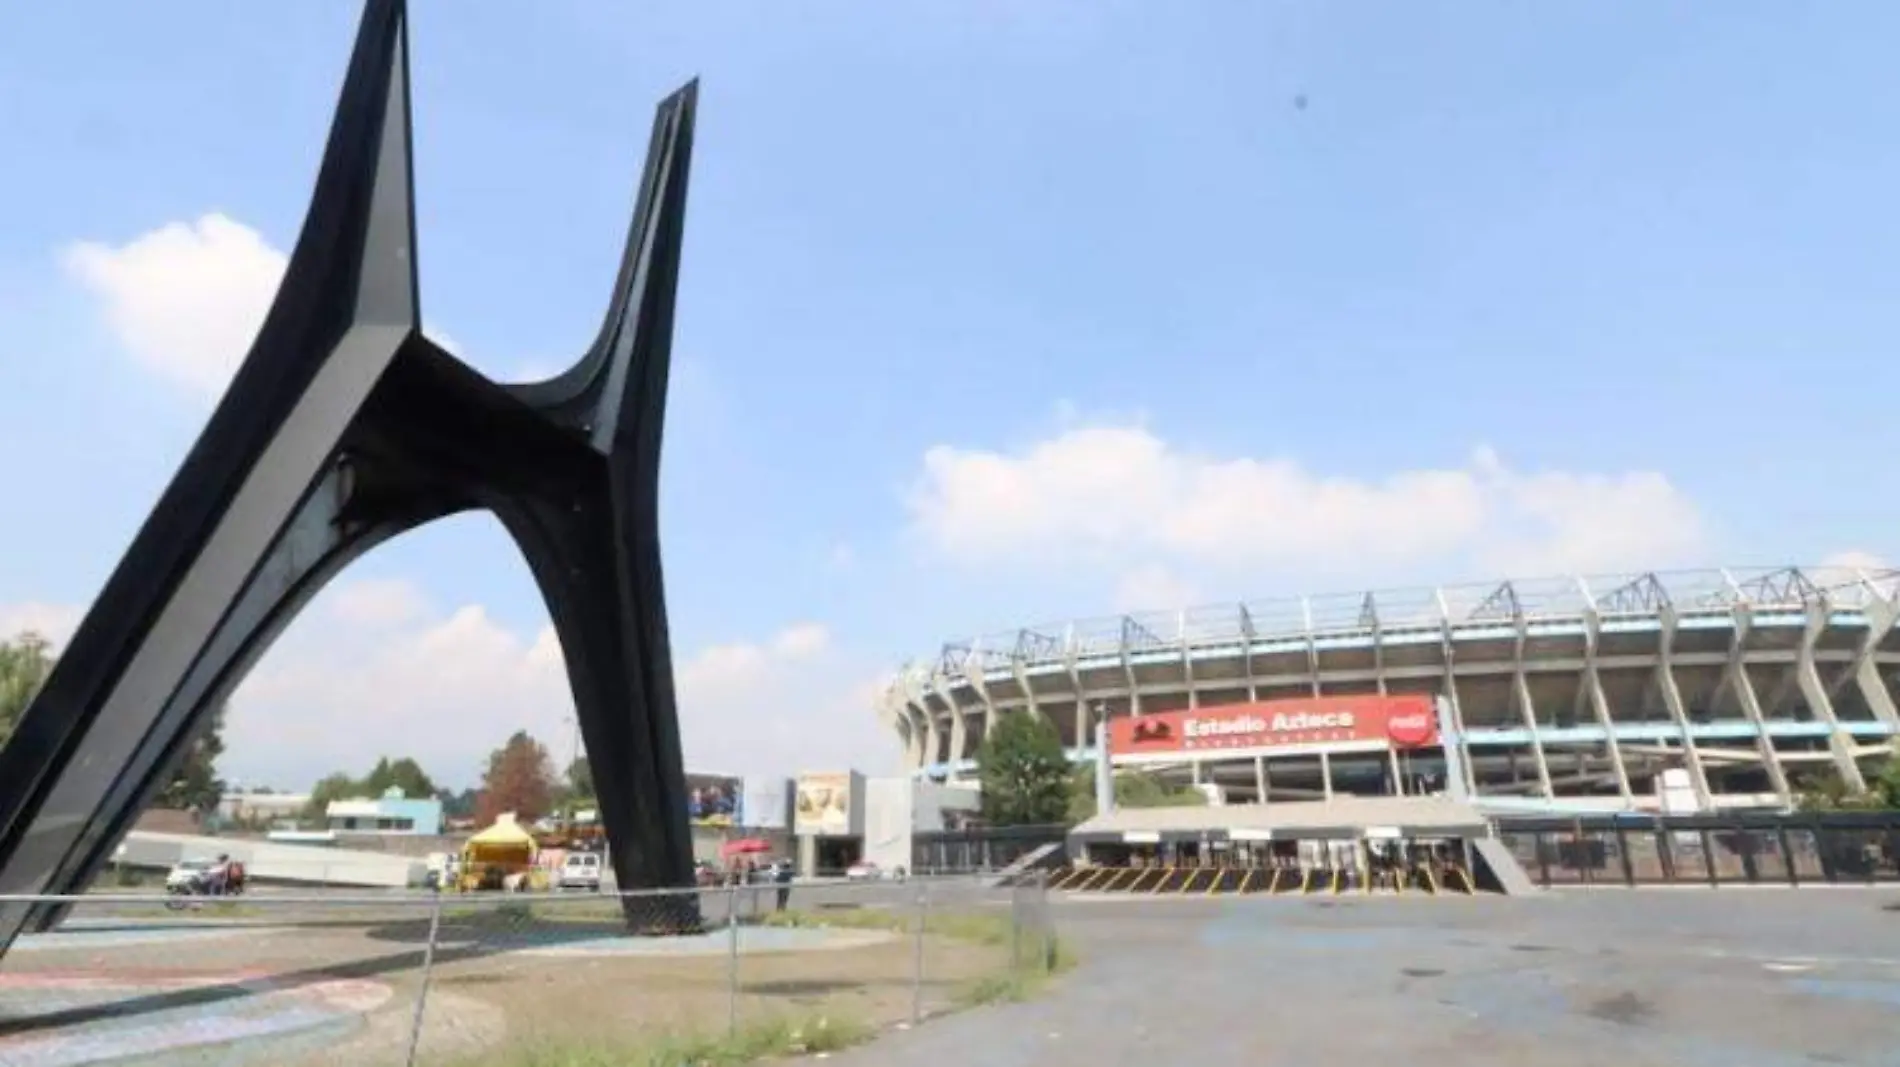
[878,566,1900,816]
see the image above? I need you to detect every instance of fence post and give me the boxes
[1037,869,1053,971]
[402,888,445,1067]
[910,877,929,1024]
[726,883,740,1036]
[1009,880,1023,971]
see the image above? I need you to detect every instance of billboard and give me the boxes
[1107,695,1438,759]
[794,771,863,836]
[685,773,741,827]
[737,776,793,830]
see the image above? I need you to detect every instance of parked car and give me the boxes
[845,860,906,882]
[558,851,603,892]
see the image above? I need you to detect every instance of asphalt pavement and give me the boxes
[823,887,1900,1067]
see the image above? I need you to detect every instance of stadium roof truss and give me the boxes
[910,565,1900,679]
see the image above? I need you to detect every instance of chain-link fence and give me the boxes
[0,873,1058,1066]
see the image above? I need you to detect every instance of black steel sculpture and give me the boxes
[0,0,701,955]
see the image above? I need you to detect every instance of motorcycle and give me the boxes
[164,860,246,910]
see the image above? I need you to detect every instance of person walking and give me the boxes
[773,858,793,912]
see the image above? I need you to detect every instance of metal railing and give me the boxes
[1496,812,1900,888]
[0,873,1059,1067]
[893,564,1900,683]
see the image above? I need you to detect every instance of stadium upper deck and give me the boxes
[879,566,1900,814]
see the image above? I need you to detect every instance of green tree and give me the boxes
[1872,751,1900,809]
[305,771,360,824]
[565,757,594,801]
[0,631,56,749]
[477,730,556,825]
[1792,762,1900,813]
[154,706,226,814]
[438,788,479,820]
[361,756,438,799]
[975,712,1070,826]
[1066,765,1208,823]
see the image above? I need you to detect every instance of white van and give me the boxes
[558,852,602,892]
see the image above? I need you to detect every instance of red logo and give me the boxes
[1385,710,1436,748]
[1130,720,1174,744]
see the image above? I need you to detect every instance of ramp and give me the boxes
[1470,837,1539,896]
[988,842,1067,887]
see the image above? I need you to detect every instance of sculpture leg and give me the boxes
[500,492,698,933]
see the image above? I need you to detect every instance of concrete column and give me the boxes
[1848,597,1900,726]
[1655,607,1714,809]
[1853,657,1900,727]
[1254,756,1268,804]
[1320,751,1334,800]
[1725,607,1793,797]
[1180,611,1198,709]
[1794,603,1866,792]
[1011,658,1041,725]
[1513,671,1555,798]
[1120,629,1141,717]
[941,668,973,764]
[900,674,932,771]
[1581,605,1635,804]
[1303,597,1322,697]
[1434,694,1474,801]
[1387,748,1404,796]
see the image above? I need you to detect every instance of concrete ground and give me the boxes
[829,887,1900,1067]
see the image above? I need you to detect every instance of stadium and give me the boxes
[879,565,1900,816]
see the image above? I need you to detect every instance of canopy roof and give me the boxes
[466,813,536,849]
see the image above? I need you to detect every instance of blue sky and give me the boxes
[1,2,1894,791]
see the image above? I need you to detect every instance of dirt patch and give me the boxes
[1583,990,1656,1027]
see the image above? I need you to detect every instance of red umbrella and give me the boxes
[720,837,771,858]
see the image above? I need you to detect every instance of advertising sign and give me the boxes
[686,773,741,827]
[737,776,793,830]
[794,771,861,836]
[1107,695,1439,758]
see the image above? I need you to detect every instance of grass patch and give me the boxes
[764,905,1077,1011]
[759,906,1011,946]
[453,1012,873,1067]
[953,935,1078,1007]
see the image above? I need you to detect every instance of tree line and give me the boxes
[2,630,597,829]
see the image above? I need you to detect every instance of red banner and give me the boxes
[1107,695,1438,756]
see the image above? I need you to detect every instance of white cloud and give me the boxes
[1817,550,1891,576]
[0,585,897,792]
[217,584,889,790]
[1814,551,1897,599]
[326,579,431,628]
[825,543,857,571]
[0,602,83,648]
[62,213,285,399]
[1112,564,1201,613]
[61,213,468,398]
[907,420,1708,589]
